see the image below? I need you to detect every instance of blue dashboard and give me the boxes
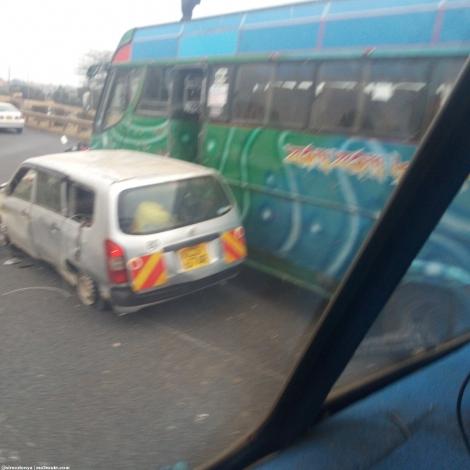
[255,343,470,469]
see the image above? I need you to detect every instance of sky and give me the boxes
[0,0,311,87]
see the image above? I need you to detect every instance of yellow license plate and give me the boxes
[179,243,210,271]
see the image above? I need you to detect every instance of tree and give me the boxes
[9,80,46,101]
[52,86,81,106]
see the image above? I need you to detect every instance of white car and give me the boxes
[0,102,25,133]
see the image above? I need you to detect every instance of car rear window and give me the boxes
[118,175,233,235]
[0,103,16,112]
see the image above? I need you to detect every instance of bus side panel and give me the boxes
[123,114,169,155]
[200,122,470,295]
[91,113,134,151]
[168,118,201,162]
[92,114,170,155]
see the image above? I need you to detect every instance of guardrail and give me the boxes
[0,96,93,141]
[23,110,92,141]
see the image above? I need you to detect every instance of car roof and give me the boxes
[24,150,216,186]
[0,102,17,109]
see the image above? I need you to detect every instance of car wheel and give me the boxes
[76,273,109,310]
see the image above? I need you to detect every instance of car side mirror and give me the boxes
[87,62,110,80]
[0,182,8,192]
[87,64,100,80]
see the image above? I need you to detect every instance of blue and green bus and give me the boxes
[90,0,470,303]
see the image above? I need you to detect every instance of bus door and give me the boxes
[168,66,206,162]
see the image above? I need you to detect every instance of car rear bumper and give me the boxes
[0,120,25,129]
[110,265,240,313]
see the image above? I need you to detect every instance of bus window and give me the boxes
[422,58,466,131]
[232,64,275,124]
[136,66,170,116]
[361,60,429,140]
[270,62,315,129]
[310,61,362,132]
[207,66,234,121]
[102,67,143,129]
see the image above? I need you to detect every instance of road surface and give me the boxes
[0,128,69,181]
[0,128,325,469]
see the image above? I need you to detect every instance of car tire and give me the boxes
[76,272,109,311]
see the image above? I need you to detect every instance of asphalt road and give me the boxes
[0,128,70,181]
[0,128,325,469]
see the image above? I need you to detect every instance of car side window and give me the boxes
[10,168,36,202]
[36,171,63,213]
[67,183,95,225]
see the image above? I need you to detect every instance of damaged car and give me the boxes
[0,150,246,314]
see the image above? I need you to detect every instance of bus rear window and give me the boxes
[118,176,232,235]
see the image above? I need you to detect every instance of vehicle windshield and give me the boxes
[335,174,470,392]
[0,103,16,112]
[0,1,469,469]
[118,175,232,235]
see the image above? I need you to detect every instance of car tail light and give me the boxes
[105,239,128,285]
[233,226,245,241]
[221,226,247,264]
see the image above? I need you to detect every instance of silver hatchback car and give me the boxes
[0,150,246,314]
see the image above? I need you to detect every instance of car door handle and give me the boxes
[50,223,61,233]
[20,209,30,218]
